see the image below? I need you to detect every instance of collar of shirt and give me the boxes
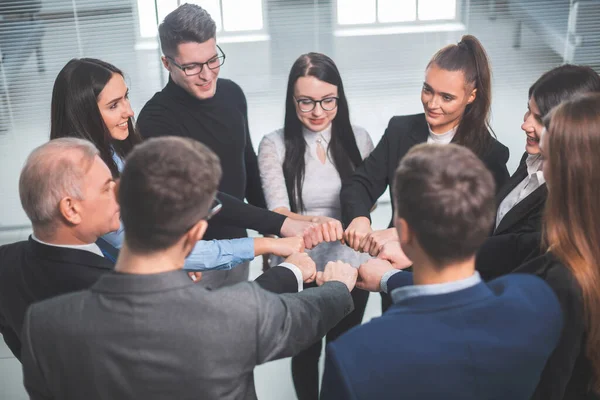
[427,124,457,144]
[525,153,545,185]
[31,233,105,258]
[112,149,125,173]
[391,271,482,304]
[302,124,332,144]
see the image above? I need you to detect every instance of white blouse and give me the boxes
[258,124,374,270]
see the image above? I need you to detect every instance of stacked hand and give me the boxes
[376,240,412,269]
[279,216,344,250]
[284,252,317,283]
[268,236,305,257]
[343,217,372,251]
[358,228,398,256]
[316,260,358,292]
[355,258,395,292]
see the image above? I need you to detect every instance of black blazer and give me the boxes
[493,152,547,236]
[341,113,510,227]
[0,238,113,359]
[516,252,598,400]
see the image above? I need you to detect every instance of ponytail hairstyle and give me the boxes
[282,53,362,213]
[543,92,600,394]
[427,35,493,156]
[50,58,142,177]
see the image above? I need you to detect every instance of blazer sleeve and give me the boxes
[476,232,542,281]
[320,342,355,400]
[340,126,392,226]
[531,266,585,400]
[254,266,299,294]
[483,140,510,194]
[212,191,286,236]
[253,281,354,364]
[21,307,54,400]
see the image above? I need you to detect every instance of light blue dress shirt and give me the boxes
[102,151,255,271]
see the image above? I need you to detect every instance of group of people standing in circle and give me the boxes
[2,2,600,400]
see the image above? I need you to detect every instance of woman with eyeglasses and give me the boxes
[340,35,509,309]
[258,52,374,400]
[49,58,307,273]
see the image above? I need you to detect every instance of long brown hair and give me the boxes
[427,35,493,156]
[543,92,600,393]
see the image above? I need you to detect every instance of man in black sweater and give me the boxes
[137,4,306,288]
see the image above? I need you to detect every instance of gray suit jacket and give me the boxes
[21,269,353,400]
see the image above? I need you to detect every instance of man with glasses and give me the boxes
[137,3,322,290]
[21,137,359,400]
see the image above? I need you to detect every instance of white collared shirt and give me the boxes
[495,154,545,229]
[427,125,457,144]
[31,234,104,258]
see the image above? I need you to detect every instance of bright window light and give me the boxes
[378,0,417,23]
[337,0,376,25]
[222,0,263,31]
[189,0,223,31]
[418,0,457,20]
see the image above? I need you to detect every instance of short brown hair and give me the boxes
[393,143,495,265]
[119,137,222,253]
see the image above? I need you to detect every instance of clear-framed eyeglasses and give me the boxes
[167,45,226,76]
[206,198,222,221]
[294,96,339,113]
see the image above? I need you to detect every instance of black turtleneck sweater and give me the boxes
[137,78,284,240]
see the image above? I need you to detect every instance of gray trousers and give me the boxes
[197,261,250,290]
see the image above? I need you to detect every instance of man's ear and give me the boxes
[161,56,171,72]
[182,220,208,256]
[397,218,412,248]
[58,197,82,225]
[467,88,477,105]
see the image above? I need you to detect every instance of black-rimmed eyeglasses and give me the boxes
[206,198,222,221]
[167,45,226,76]
[294,96,339,113]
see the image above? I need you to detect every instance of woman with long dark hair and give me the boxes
[342,35,510,256]
[49,58,308,273]
[258,52,373,400]
[515,92,600,400]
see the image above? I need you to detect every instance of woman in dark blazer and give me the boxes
[515,93,600,400]
[477,65,600,281]
[341,34,509,254]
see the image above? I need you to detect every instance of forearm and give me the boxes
[213,191,286,235]
[273,207,314,222]
[183,238,255,271]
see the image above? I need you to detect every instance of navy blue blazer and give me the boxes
[320,273,563,400]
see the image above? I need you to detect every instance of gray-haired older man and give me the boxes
[0,138,316,361]
[0,138,118,360]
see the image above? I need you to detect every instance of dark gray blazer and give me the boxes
[21,270,354,400]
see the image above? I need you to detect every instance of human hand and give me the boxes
[316,260,358,292]
[358,228,399,256]
[343,217,372,251]
[377,241,412,269]
[268,236,305,257]
[284,252,317,283]
[187,271,203,283]
[356,258,395,292]
[279,218,322,250]
[309,216,344,243]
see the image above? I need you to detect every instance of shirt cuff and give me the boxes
[277,262,304,292]
[380,269,402,294]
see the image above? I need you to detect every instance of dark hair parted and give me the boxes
[159,3,217,58]
[427,35,494,157]
[283,52,362,213]
[529,64,600,118]
[543,93,600,394]
[119,137,222,253]
[50,58,141,177]
[394,143,496,265]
